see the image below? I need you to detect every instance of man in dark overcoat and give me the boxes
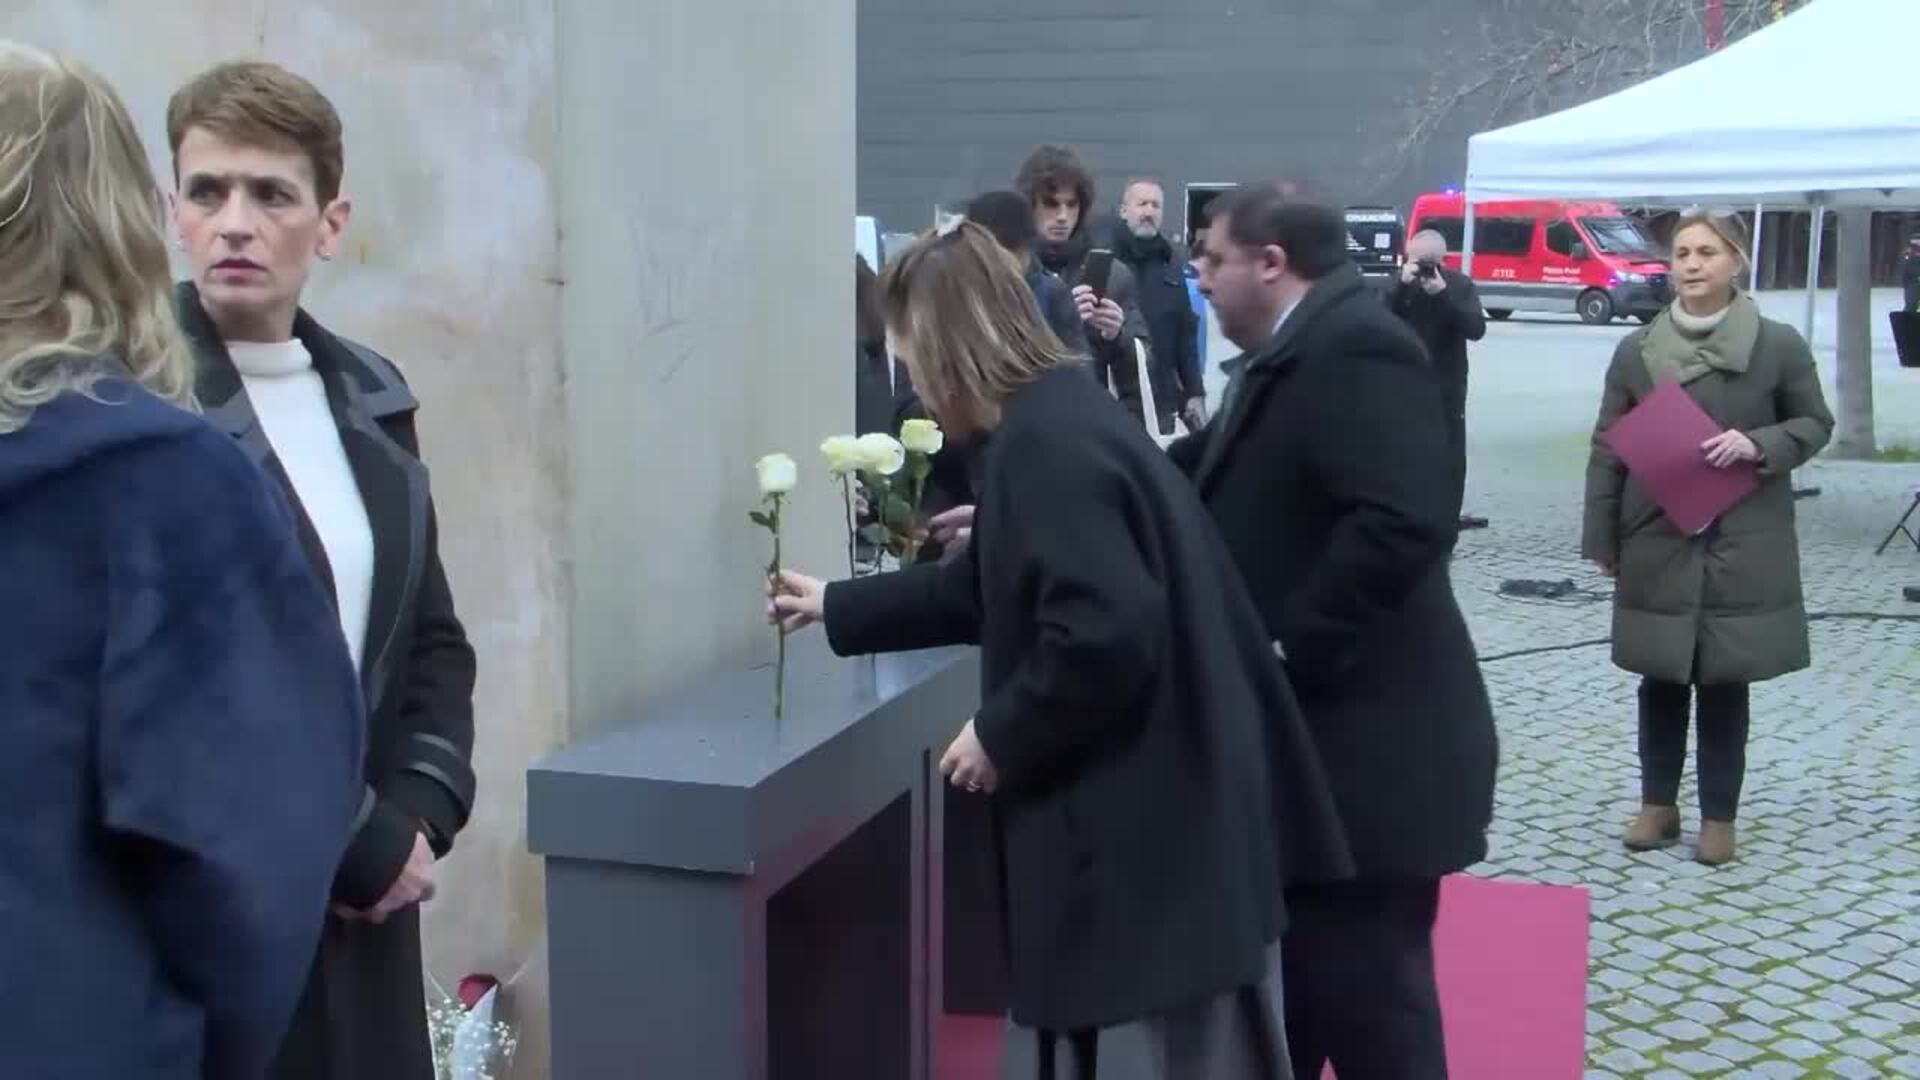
[1172,182,1499,1080]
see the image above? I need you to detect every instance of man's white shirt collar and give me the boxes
[1271,287,1308,336]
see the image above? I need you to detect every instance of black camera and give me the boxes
[1416,259,1442,279]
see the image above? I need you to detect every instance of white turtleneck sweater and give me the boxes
[228,339,375,674]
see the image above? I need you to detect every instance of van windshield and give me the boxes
[1578,216,1659,260]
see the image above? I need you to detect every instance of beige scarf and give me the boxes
[1641,290,1760,385]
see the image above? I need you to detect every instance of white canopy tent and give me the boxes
[1464,0,1920,210]
[1460,0,1919,453]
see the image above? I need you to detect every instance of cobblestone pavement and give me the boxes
[1448,300,1920,1078]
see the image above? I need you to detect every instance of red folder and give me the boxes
[1602,380,1758,535]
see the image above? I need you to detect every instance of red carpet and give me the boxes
[938,874,1589,1079]
[1410,874,1589,1080]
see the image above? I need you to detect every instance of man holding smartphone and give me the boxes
[1391,229,1488,531]
[1015,145,1152,425]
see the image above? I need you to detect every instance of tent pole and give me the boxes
[1749,203,1764,292]
[1803,203,1824,343]
[1461,199,1476,277]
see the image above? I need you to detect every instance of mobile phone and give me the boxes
[1083,249,1115,300]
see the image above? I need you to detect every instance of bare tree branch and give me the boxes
[1369,0,1793,192]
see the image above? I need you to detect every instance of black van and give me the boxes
[1187,190,1406,284]
[1344,206,1405,281]
[1183,183,1238,250]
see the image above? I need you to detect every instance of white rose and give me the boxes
[820,435,862,477]
[899,418,944,456]
[755,452,798,496]
[854,433,906,477]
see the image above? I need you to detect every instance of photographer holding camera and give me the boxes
[1391,229,1488,531]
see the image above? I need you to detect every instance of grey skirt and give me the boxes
[998,944,1291,1080]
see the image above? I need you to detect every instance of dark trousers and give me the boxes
[1640,678,1751,821]
[1446,408,1468,518]
[1283,878,1448,1080]
[1442,380,1468,518]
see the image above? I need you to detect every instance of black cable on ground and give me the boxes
[1482,579,1919,662]
[1805,611,1920,624]
[1478,638,1613,664]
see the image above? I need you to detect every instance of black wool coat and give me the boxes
[824,366,1351,1032]
[1389,267,1487,416]
[1170,265,1499,880]
[179,285,479,1080]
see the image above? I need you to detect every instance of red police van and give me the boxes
[1407,193,1671,324]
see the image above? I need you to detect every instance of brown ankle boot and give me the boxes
[1623,805,1681,851]
[1696,820,1737,866]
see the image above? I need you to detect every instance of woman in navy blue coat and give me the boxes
[0,46,364,1080]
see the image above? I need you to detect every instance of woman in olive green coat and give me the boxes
[1582,209,1833,867]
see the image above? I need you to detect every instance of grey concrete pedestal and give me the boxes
[528,637,982,1079]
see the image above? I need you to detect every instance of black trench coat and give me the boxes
[823,366,1351,1032]
[179,285,479,1080]
[1169,265,1499,880]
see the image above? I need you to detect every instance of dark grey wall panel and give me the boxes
[857,0,1511,233]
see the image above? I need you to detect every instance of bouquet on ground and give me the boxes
[427,972,518,1080]
[821,418,943,574]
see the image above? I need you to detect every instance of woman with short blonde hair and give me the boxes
[1584,207,1833,867]
[775,223,1351,1078]
[0,44,365,1079]
[165,59,480,1079]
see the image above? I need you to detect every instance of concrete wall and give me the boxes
[557,0,853,735]
[5,1,853,1074]
[855,0,1510,233]
[3,0,569,1066]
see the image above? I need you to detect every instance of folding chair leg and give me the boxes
[1876,494,1920,555]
